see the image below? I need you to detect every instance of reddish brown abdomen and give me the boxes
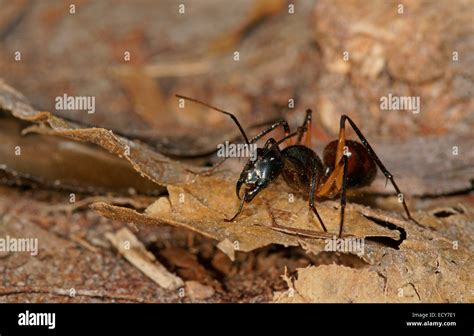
[323,140,377,188]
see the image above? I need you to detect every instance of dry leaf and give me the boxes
[0,115,160,194]
[274,206,473,303]
[274,265,387,303]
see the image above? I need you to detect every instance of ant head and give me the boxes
[236,139,283,202]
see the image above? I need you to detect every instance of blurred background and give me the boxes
[1,0,472,141]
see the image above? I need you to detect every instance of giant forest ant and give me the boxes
[176,94,416,237]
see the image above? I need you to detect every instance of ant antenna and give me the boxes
[175,94,250,145]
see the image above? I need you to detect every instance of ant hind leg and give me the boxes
[339,115,416,223]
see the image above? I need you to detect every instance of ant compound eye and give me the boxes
[245,170,258,185]
[246,171,254,181]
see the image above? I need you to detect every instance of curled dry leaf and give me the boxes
[0,116,160,194]
[0,80,193,188]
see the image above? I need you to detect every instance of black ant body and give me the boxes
[176,95,415,237]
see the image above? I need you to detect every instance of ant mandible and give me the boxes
[176,94,416,237]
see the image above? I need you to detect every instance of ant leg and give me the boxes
[224,193,246,222]
[339,115,415,222]
[309,162,327,232]
[249,119,290,144]
[316,156,348,236]
[271,108,312,147]
[276,130,304,145]
[296,109,312,146]
[338,154,349,237]
[316,157,344,197]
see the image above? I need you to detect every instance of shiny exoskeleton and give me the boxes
[177,94,415,237]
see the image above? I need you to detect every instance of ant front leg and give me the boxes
[224,195,246,222]
[249,119,290,144]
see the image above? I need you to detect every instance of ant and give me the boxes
[176,94,416,237]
